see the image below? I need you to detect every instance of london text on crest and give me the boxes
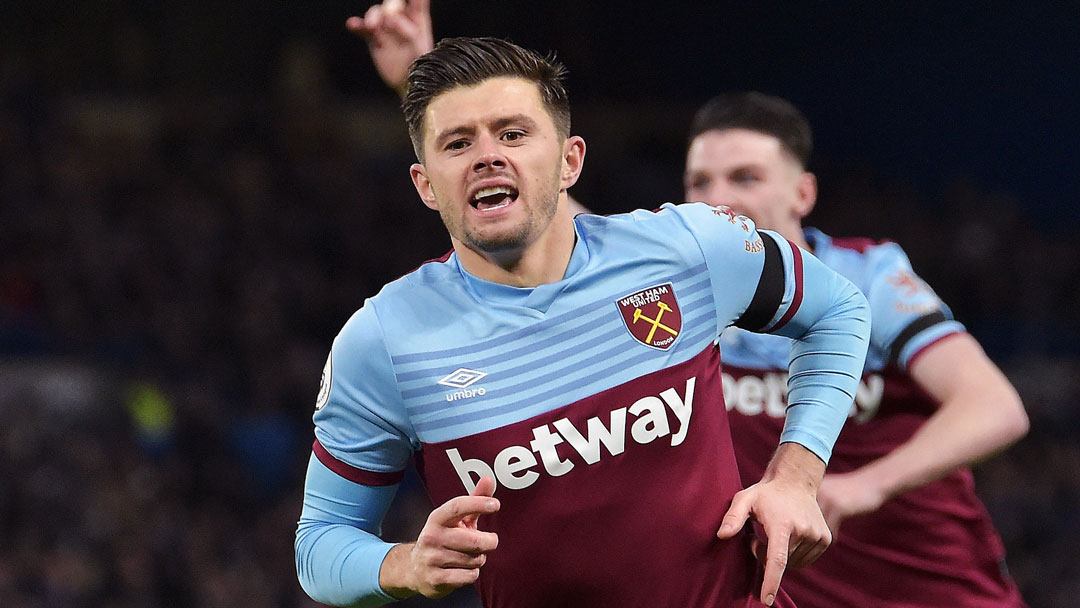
[615,283,682,350]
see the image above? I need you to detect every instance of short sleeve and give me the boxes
[863,244,965,369]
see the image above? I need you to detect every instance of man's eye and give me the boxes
[502,130,524,142]
[689,177,709,190]
[731,172,758,185]
[447,140,468,151]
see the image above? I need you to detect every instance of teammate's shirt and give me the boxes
[723,228,1025,608]
[296,205,870,608]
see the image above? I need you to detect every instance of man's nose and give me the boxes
[704,183,736,207]
[472,136,507,172]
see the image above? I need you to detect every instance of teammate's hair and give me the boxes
[403,37,570,161]
[689,92,813,168]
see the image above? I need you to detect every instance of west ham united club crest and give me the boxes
[616,283,682,350]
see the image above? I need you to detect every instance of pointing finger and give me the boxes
[759,527,790,607]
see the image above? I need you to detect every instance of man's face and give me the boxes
[411,77,573,256]
[683,128,815,237]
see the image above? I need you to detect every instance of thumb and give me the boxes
[717,491,752,539]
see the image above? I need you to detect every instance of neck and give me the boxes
[454,196,577,287]
[773,220,811,252]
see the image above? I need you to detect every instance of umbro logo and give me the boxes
[439,368,489,402]
[438,368,488,389]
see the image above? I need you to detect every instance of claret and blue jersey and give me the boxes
[296,204,871,608]
[723,228,1025,608]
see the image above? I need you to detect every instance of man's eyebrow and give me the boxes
[490,114,539,131]
[433,124,476,148]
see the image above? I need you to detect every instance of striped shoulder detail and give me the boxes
[391,266,719,442]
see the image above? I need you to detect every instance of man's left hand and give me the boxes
[716,443,831,606]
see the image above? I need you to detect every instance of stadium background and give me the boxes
[0,2,1076,606]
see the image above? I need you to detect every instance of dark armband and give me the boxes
[887,310,949,365]
[735,233,785,332]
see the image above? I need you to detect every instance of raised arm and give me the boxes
[347,0,434,97]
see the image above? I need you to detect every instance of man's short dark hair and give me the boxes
[689,92,813,168]
[403,37,571,161]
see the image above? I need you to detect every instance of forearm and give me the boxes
[849,389,1027,500]
[857,333,1030,500]
[296,520,399,607]
[772,237,871,462]
[295,455,401,606]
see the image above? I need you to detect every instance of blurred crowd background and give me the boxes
[1,2,1077,607]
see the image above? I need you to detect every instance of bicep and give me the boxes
[907,332,1015,406]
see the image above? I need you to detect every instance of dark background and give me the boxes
[1,2,1077,607]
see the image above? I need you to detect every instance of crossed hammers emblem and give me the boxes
[632,302,680,344]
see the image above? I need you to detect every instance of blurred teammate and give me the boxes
[689,92,1028,607]
[352,3,1030,605]
[295,36,871,607]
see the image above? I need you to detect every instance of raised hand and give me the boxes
[346,0,434,96]
[380,475,500,599]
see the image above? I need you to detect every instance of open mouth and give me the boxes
[471,185,519,212]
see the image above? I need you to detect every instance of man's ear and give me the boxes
[410,163,439,211]
[560,135,586,190]
[794,171,818,219]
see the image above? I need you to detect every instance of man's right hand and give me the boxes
[346,0,434,97]
[379,476,500,599]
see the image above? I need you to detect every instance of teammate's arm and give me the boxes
[347,0,434,97]
[349,2,592,218]
[816,332,1028,532]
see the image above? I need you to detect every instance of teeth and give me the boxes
[473,185,513,201]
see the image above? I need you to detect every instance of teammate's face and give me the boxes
[684,129,816,240]
[410,77,583,256]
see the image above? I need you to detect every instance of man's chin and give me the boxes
[467,235,529,254]
[462,225,534,255]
